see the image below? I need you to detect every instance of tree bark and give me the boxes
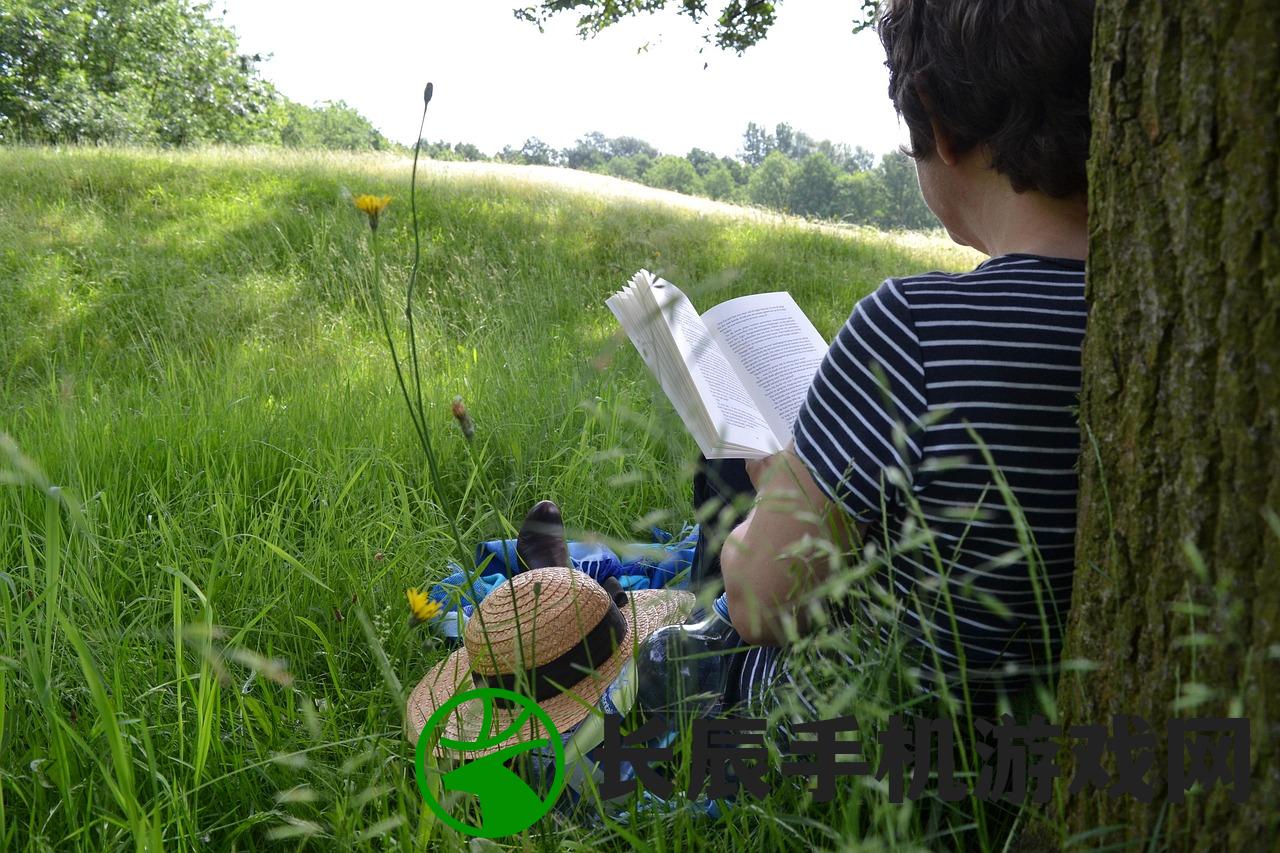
[1057,0,1280,848]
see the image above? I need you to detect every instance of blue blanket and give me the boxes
[425,524,698,638]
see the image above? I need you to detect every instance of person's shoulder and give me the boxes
[890,253,1086,309]
[893,253,1085,292]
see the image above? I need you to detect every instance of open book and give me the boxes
[606,269,829,459]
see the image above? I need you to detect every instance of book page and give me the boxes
[646,278,779,454]
[701,292,829,445]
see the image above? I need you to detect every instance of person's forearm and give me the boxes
[721,461,823,645]
[721,511,791,645]
[721,447,863,646]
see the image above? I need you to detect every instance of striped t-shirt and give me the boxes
[791,253,1087,702]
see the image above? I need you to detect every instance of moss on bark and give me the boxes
[1057,1,1280,848]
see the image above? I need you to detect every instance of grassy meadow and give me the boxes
[0,146,1006,851]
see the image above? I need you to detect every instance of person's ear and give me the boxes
[929,116,960,167]
[915,86,960,166]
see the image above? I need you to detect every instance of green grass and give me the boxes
[0,145,1021,851]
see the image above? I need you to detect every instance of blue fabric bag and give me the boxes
[425,524,698,639]
[473,523,697,588]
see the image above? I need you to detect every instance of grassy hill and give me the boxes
[0,147,984,850]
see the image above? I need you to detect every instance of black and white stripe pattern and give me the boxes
[739,254,1087,711]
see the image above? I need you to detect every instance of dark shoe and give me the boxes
[515,500,570,571]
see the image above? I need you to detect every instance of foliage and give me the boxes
[601,155,644,181]
[562,131,611,169]
[789,151,841,219]
[700,161,738,200]
[513,1,883,53]
[279,100,390,151]
[685,146,720,176]
[741,120,776,166]
[445,121,937,231]
[645,153,704,194]
[608,135,659,159]
[834,169,888,225]
[0,0,389,151]
[0,0,276,145]
[515,136,562,165]
[420,139,488,161]
[820,138,875,173]
[747,149,797,211]
[773,121,816,159]
[877,150,936,230]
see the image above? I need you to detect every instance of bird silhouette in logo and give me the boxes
[418,688,563,837]
[439,736,551,836]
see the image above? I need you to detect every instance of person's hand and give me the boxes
[745,447,789,492]
[747,450,773,491]
[723,442,842,646]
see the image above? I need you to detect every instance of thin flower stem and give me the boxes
[369,230,469,567]
[406,94,431,470]
[401,85,508,640]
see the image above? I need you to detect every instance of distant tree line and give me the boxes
[0,0,388,150]
[424,123,938,231]
[0,0,936,230]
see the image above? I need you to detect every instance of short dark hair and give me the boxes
[878,0,1094,198]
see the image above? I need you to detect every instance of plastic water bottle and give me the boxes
[633,594,742,720]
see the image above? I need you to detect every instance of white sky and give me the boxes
[216,0,910,161]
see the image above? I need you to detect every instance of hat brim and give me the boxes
[406,587,693,758]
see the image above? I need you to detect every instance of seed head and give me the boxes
[451,395,475,441]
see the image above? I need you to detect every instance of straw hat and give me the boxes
[406,565,693,758]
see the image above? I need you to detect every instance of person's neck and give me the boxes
[966,174,1088,261]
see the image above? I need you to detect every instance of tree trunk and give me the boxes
[1057,0,1280,848]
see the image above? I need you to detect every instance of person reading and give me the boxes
[691,0,1095,715]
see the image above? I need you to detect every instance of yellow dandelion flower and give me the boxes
[406,587,442,624]
[353,194,392,231]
